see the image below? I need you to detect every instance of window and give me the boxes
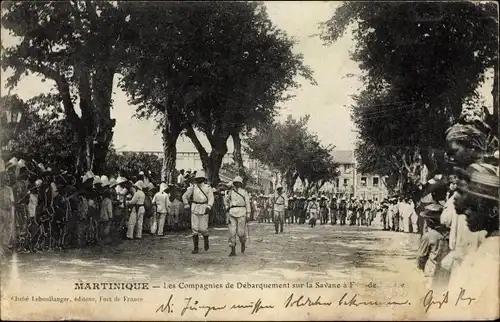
[343,178,349,186]
[373,177,379,187]
[361,177,367,186]
[335,178,340,188]
[344,164,352,173]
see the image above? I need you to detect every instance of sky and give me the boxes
[0,1,493,154]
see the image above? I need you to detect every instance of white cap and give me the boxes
[6,157,18,169]
[276,183,283,189]
[93,176,102,186]
[195,170,206,179]
[35,179,43,187]
[116,176,127,184]
[233,176,243,184]
[17,159,26,168]
[134,180,144,190]
[139,171,144,175]
[493,150,499,159]
[101,176,110,187]
[38,163,46,172]
[160,183,168,192]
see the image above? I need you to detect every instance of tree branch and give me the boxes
[185,123,209,165]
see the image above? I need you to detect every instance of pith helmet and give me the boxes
[134,180,144,190]
[116,176,127,184]
[109,178,117,188]
[100,176,110,187]
[93,176,102,186]
[195,170,206,179]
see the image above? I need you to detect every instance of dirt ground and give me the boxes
[1,222,422,286]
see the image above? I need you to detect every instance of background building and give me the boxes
[331,150,388,201]
[118,150,273,192]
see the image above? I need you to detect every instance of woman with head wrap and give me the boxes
[445,122,488,167]
[443,162,499,320]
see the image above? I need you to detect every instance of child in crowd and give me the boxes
[417,203,450,289]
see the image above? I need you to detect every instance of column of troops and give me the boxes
[253,190,402,230]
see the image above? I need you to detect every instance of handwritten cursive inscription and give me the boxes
[156,294,174,314]
[455,288,476,306]
[230,298,275,314]
[284,293,332,308]
[338,293,410,307]
[422,290,449,313]
[181,297,227,317]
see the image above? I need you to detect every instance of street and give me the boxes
[1,223,444,320]
[2,223,422,285]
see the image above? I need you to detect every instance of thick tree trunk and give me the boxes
[185,124,229,186]
[285,172,299,193]
[207,139,228,186]
[160,99,182,184]
[231,130,246,178]
[91,67,116,173]
[185,124,209,170]
[492,61,499,136]
[162,135,178,184]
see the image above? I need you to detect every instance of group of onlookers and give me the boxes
[412,116,498,317]
[0,159,197,257]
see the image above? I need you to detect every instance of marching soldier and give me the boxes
[224,176,250,256]
[381,200,389,230]
[271,184,287,234]
[357,199,365,226]
[339,197,347,226]
[319,195,329,224]
[286,196,295,224]
[307,195,320,227]
[182,170,214,254]
[255,193,266,223]
[329,196,338,225]
[291,195,298,224]
[266,194,273,223]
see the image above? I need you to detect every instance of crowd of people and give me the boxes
[412,117,498,316]
[0,112,498,302]
[0,159,213,258]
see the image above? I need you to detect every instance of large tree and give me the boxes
[320,2,498,180]
[245,115,338,193]
[118,2,205,183]
[1,1,130,173]
[120,2,314,185]
[1,94,76,168]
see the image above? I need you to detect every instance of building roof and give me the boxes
[331,150,355,165]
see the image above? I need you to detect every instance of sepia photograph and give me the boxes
[0,1,498,320]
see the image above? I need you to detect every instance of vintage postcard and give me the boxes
[0,1,499,320]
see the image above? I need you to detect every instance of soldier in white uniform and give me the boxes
[182,170,214,254]
[224,176,251,256]
[126,180,146,240]
[271,184,287,234]
[307,195,320,227]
